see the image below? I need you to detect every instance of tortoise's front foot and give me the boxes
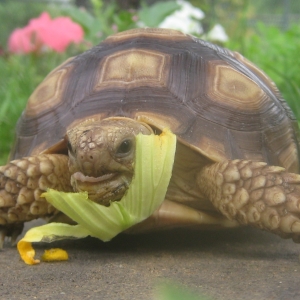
[198,160,300,242]
[0,223,24,249]
[0,154,72,246]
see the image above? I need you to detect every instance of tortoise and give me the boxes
[1,28,300,247]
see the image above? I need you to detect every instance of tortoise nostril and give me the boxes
[90,155,93,160]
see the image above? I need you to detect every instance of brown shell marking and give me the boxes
[25,58,74,117]
[96,49,169,89]
[232,51,295,118]
[207,61,266,111]
[104,27,188,42]
[25,68,68,117]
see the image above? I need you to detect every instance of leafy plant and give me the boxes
[0,1,46,47]
[59,0,141,45]
[226,22,300,120]
[59,4,114,45]
[0,53,70,164]
[138,1,180,28]
[60,1,180,45]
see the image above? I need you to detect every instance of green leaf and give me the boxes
[113,10,136,32]
[138,1,180,27]
[61,6,96,31]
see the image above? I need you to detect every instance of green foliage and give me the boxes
[226,22,300,120]
[0,56,34,164]
[155,282,211,300]
[59,3,128,45]
[60,5,109,45]
[113,10,137,32]
[0,53,69,164]
[138,1,180,27]
[0,1,46,47]
[60,1,179,45]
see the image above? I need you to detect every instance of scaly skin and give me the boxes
[198,159,300,242]
[0,154,72,246]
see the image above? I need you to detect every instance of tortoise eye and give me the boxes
[116,139,133,155]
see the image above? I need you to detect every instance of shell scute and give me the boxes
[96,49,170,89]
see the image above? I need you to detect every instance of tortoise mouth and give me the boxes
[70,171,131,205]
[71,171,116,183]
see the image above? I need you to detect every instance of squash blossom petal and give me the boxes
[41,248,69,262]
[17,241,40,265]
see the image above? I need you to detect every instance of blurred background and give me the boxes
[0,0,300,164]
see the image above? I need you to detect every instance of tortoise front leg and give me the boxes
[0,154,72,247]
[197,159,300,242]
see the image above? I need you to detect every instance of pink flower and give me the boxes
[8,12,84,54]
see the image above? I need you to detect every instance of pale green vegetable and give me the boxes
[18,129,176,264]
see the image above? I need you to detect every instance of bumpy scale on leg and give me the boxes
[198,160,300,242]
[0,154,72,247]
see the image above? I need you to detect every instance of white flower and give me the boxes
[177,0,204,20]
[158,0,205,35]
[206,24,228,42]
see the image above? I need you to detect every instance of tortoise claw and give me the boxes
[10,226,23,246]
[0,228,6,249]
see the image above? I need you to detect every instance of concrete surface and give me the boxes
[1,220,300,300]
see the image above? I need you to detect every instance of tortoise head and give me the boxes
[67,117,153,205]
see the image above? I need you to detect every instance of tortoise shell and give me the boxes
[11,28,300,173]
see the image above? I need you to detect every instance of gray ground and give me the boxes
[1,220,300,300]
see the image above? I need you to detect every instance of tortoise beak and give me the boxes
[71,171,116,183]
[70,171,131,206]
